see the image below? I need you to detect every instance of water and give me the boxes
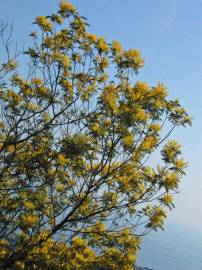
[137,223,202,270]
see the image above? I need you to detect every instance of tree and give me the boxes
[0,1,191,269]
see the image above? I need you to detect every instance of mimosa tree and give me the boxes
[0,1,191,269]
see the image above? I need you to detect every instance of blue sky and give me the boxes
[1,0,202,232]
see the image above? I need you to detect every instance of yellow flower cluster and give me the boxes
[51,52,71,68]
[161,194,173,206]
[61,55,70,68]
[104,118,112,125]
[7,145,15,153]
[31,77,43,86]
[164,172,178,190]
[124,49,144,68]
[134,107,147,121]
[5,90,22,104]
[112,40,123,53]
[68,237,95,268]
[100,56,109,68]
[36,16,52,32]
[142,135,158,150]
[135,81,149,92]
[51,13,64,24]
[97,37,110,52]
[91,123,100,133]
[22,214,39,226]
[0,239,8,259]
[149,207,166,228]
[151,83,168,98]
[37,86,49,96]
[3,59,17,71]
[85,32,97,43]
[58,153,69,166]
[123,133,134,148]
[26,102,39,111]
[101,85,118,113]
[149,123,161,132]
[162,140,181,161]
[24,200,35,210]
[59,1,76,14]
[60,79,73,96]
[174,158,187,170]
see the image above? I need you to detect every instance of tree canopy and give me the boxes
[0,1,191,269]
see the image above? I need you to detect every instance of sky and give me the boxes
[1,0,202,232]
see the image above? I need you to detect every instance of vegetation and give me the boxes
[0,1,191,269]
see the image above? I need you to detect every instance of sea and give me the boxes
[137,222,202,270]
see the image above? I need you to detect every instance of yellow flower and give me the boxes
[26,102,39,111]
[7,145,15,153]
[161,194,173,206]
[149,123,161,132]
[51,13,64,24]
[52,51,62,61]
[22,87,31,95]
[0,239,8,259]
[135,107,147,121]
[3,59,17,71]
[91,123,100,133]
[136,182,146,194]
[174,158,187,170]
[127,253,136,263]
[31,77,43,86]
[101,85,118,113]
[135,81,149,92]
[162,140,181,161]
[63,70,71,77]
[44,36,53,48]
[151,83,168,98]
[0,239,8,246]
[142,136,157,150]
[124,49,144,68]
[112,40,123,53]
[61,79,73,95]
[42,112,51,123]
[22,214,39,226]
[97,37,109,52]
[36,16,52,32]
[58,153,69,166]
[56,183,65,192]
[0,248,8,258]
[104,119,112,125]
[14,93,22,104]
[59,1,76,13]
[164,172,178,190]
[6,89,13,99]
[72,236,85,247]
[123,133,134,148]
[60,55,70,68]
[24,201,35,210]
[100,57,109,68]
[150,207,166,228]
[108,141,113,148]
[85,33,97,43]
[38,87,49,95]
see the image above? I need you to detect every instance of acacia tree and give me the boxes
[0,1,191,270]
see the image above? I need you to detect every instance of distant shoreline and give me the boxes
[136,266,154,270]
